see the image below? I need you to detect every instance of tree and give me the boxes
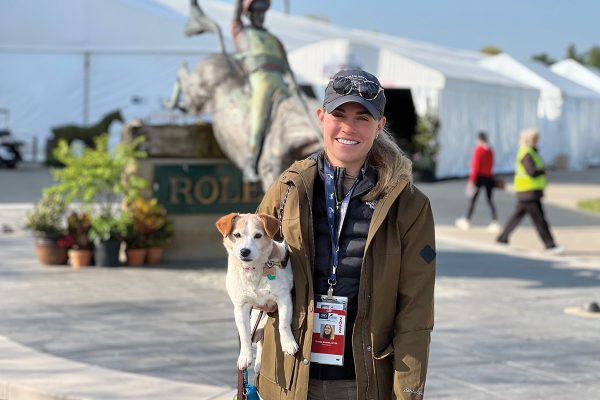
[480,46,502,56]
[531,52,556,66]
[566,44,585,63]
[585,46,600,69]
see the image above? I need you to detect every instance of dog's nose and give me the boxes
[240,248,251,258]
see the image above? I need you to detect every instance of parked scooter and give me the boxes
[0,109,23,168]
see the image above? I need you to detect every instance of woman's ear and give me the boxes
[377,115,387,132]
[316,107,325,127]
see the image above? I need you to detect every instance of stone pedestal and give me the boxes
[135,158,263,262]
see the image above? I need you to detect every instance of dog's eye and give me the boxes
[233,232,241,238]
[254,233,263,239]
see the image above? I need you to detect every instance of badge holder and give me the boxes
[310,294,348,366]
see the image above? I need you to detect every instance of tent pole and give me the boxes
[83,51,91,125]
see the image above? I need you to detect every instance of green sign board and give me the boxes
[153,164,264,214]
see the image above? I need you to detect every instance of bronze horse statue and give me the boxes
[174,54,323,190]
[169,0,323,190]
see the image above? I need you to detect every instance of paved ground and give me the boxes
[0,164,599,399]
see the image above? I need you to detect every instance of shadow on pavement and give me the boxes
[437,249,600,289]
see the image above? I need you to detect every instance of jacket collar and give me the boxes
[311,150,377,199]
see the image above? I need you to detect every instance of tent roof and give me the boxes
[288,36,534,90]
[551,59,600,94]
[153,1,532,89]
[344,30,528,88]
[480,54,600,99]
[0,0,538,91]
[0,0,218,53]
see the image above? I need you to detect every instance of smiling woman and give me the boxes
[256,68,437,400]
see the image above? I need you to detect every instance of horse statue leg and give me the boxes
[163,79,182,110]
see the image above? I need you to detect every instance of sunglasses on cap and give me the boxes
[331,76,384,100]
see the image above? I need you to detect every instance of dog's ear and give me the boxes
[215,213,238,237]
[257,213,280,238]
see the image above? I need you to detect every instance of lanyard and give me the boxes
[324,159,362,299]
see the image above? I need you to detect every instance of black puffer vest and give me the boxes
[309,152,378,380]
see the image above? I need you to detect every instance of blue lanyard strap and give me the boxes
[324,159,362,297]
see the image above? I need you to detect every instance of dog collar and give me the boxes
[263,249,289,280]
[266,249,289,269]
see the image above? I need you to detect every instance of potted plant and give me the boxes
[147,218,173,265]
[25,192,69,265]
[66,211,93,268]
[411,111,440,182]
[122,210,147,266]
[88,211,128,267]
[127,197,174,265]
[47,133,148,267]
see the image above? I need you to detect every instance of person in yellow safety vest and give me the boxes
[231,0,296,182]
[496,128,564,254]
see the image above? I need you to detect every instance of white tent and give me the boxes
[0,0,223,159]
[481,54,600,169]
[551,59,600,94]
[0,0,543,178]
[289,37,540,178]
[0,0,393,159]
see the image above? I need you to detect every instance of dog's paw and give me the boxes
[254,358,262,374]
[237,349,253,370]
[280,333,299,355]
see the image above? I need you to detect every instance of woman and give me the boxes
[455,131,501,232]
[256,69,436,399]
[496,128,563,254]
[321,324,334,340]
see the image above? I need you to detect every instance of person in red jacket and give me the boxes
[456,131,501,232]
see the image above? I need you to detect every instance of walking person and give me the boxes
[455,131,501,232]
[256,69,436,399]
[496,128,563,254]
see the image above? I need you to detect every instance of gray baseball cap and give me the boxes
[323,69,386,119]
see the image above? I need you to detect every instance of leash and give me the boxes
[277,183,292,237]
[236,310,264,400]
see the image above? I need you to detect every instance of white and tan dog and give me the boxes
[216,213,298,372]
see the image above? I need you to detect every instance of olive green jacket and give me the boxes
[256,159,436,399]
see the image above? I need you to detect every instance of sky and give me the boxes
[215,0,599,61]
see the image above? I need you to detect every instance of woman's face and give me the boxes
[317,102,386,173]
[324,325,332,334]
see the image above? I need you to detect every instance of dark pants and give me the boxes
[308,379,357,400]
[497,199,556,248]
[466,176,497,220]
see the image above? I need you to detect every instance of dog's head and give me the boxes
[215,213,280,265]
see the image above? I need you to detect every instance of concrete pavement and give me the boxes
[0,164,599,399]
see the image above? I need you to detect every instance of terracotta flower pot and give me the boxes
[126,248,147,266]
[146,247,164,265]
[69,249,93,269]
[35,243,68,266]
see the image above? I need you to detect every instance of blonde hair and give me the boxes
[520,128,539,147]
[364,129,413,201]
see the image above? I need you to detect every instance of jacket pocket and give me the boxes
[258,318,300,390]
[373,342,394,399]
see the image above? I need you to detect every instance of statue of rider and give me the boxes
[230,0,297,181]
[185,0,298,182]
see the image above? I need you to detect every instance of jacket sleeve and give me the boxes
[393,197,436,399]
[521,153,545,177]
[469,147,481,183]
[257,180,284,218]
